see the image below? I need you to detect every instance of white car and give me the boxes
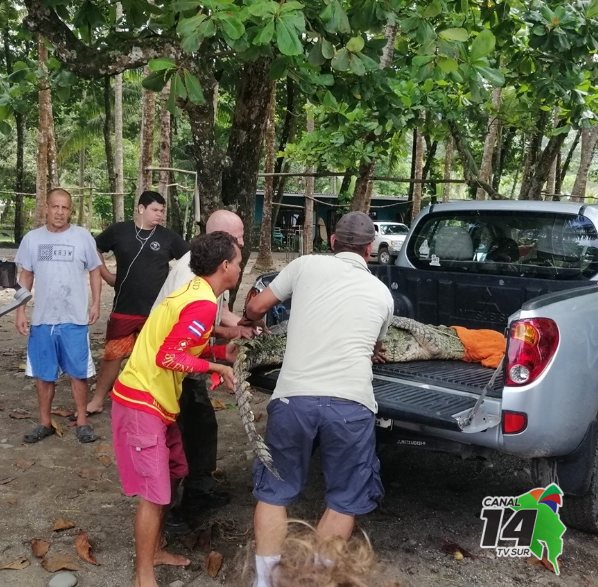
[370,221,409,264]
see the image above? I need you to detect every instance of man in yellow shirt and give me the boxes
[111,231,240,587]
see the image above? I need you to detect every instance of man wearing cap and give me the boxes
[242,211,394,587]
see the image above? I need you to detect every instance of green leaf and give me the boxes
[358,53,380,71]
[412,54,434,67]
[177,13,207,37]
[148,58,177,72]
[421,0,442,18]
[470,29,495,60]
[320,0,350,34]
[171,0,203,10]
[308,42,325,66]
[346,36,365,53]
[254,19,275,45]
[0,104,12,121]
[437,56,458,73]
[280,1,304,14]
[321,38,335,59]
[172,71,187,99]
[180,31,202,53]
[438,27,469,42]
[220,14,245,40]
[476,65,504,86]
[322,90,338,109]
[0,120,11,135]
[349,54,366,75]
[588,0,598,19]
[276,18,303,55]
[247,1,278,18]
[142,70,169,92]
[270,56,289,79]
[183,70,205,104]
[331,47,350,71]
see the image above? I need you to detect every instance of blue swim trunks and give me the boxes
[26,324,95,382]
[253,396,384,516]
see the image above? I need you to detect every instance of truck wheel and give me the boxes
[378,245,391,265]
[532,451,598,534]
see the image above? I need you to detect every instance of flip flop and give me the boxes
[76,425,98,444]
[23,425,56,444]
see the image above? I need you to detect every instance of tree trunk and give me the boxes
[184,66,222,226]
[14,113,25,242]
[518,110,549,200]
[221,59,274,233]
[492,126,514,193]
[77,149,86,226]
[255,88,276,271]
[158,82,171,220]
[112,2,125,221]
[556,129,581,196]
[137,66,155,200]
[422,135,438,196]
[272,77,298,229]
[524,131,568,201]
[476,88,502,200]
[102,76,116,197]
[303,108,315,255]
[411,120,424,221]
[571,127,598,202]
[35,35,50,227]
[442,136,453,202]
[351,160,375,212]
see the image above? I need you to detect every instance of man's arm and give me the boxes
[88,267,102,324]
[15,269,34,336]
[245,287,282,322]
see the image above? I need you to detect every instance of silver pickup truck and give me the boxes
[248,200,598,533]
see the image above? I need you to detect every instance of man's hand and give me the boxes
[238,316,269,334]
[88,303,100,325]
[372,342,388,364]
[210,363,236,391]
[225,342,239,363]
[15,307,28,336]
[216,324,255,340]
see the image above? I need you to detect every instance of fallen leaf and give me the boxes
[50,417,65,438]
[527,556,556,573]
[14,459,35,471]
[0,477,15,485]
[94,443,112,455]
[74,531,98,565]
[8,409,31,420]
[254,411,264,422]
[78,468,102,481]
[206,550,223,578]
[440,540,473,559]
[0,557,30,570]
[31,539,50,558]
[52,518,76,532]
[210,399,227,411]
[18,362,26,371]
[96,454,112,467]
[41,554,80,572]
[50,408,73,418]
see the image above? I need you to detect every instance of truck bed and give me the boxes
[249,359,501,432]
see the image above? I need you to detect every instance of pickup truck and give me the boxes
[371,221,409,264]
[247,200,598,533]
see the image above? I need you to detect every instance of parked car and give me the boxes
[371,221,409,264]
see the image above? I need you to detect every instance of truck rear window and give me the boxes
[407,211,598,280]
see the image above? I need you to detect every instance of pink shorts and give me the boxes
[111,401,188,505]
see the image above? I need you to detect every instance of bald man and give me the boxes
[156,210,255,526]
[15,188,102,444]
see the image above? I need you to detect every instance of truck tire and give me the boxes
[531,451,598,534]
[378,245,391,265]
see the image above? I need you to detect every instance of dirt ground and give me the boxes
[1,249,598,586]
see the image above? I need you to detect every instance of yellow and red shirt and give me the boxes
[112,277,227,422]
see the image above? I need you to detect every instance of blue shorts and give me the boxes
[26,324,95,382]
[253,396,384,516]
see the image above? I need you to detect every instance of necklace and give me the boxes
[135,223,156,245]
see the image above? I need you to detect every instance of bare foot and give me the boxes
[134,574,158,587]
[85,401,104,415]
[153,549,191,567]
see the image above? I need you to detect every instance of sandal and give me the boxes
[76,425,98,444]
[23,424,56,444]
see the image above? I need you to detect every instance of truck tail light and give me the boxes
[505,318,559,386]
[502,411,527,434]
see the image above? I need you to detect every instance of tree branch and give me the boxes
[24,0,182,77]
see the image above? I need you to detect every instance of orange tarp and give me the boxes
[451,326,506,369]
